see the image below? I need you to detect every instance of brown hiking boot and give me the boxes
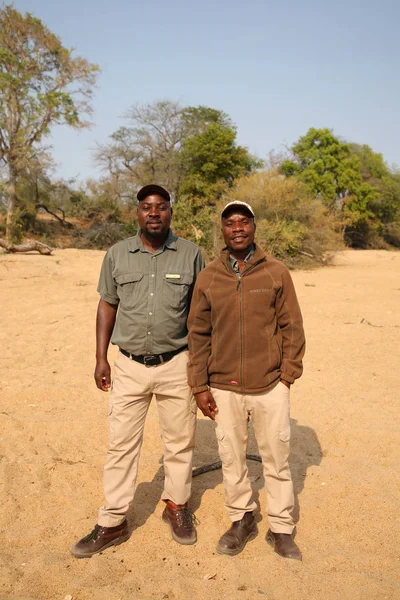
[162,501,197,545]
[266,529,302,561]
[70,521,129,558]
[216,512,258,556]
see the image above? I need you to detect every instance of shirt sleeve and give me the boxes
[97,250,119,305]
[275,266,305,384]
[188,248,206,306]
[187,274,212,394]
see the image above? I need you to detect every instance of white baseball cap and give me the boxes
[221,201,255,219]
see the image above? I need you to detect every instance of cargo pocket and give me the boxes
[215,426,233,466]
[279,427,291,443]
[115,272,144,309]
[277,426,291,471]
[163,273,193,311]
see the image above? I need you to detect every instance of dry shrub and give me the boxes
[382,222,400,248]
[222,170,343,266]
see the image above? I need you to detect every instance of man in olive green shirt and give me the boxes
[71,184,205,558]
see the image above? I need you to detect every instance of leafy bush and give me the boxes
[172,199,215,253]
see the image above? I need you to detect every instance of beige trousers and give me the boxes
[98,350,197,527]
[211,382,295,534]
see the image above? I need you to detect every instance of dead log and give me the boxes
[0,238,53,255]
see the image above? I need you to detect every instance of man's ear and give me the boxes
[254,221,256,232]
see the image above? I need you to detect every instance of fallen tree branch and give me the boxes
[298,249,315,259]
[0,238,53,255]
[36,204,74,228]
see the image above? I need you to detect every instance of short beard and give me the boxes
[141,226,168,240]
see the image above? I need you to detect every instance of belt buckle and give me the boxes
[143,354,158,367]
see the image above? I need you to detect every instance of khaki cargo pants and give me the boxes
[98,349,196,527]
[211,381,295,534]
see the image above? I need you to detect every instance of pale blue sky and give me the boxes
[12,0,400,180]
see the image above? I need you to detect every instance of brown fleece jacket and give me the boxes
[187,244,305,394]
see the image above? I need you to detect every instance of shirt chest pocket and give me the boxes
[163,272,193,311]
[115,272,144,309]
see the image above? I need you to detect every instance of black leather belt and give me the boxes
[120,346,188,367]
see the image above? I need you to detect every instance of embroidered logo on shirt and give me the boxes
[230,380,239,385]
[249,288,269,293]
[165,274,181,279]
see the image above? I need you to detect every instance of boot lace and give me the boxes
[81,524,101,543]
[176,508,197,529]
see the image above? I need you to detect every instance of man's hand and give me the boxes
[195,390,219,420]
[94,358,111,391]
[280,379,291,389]
[94,299,117,392]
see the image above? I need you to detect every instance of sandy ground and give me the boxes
[0,248,399,600]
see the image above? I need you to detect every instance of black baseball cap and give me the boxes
[137,184,170,203]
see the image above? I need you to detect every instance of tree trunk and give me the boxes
[6,165,18,242]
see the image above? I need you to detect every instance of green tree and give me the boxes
[0,4,99,240]
[280,128,382,247]
[179,120,259,204]
[176,106,259,250]
[280,128,366,208]
[349,143,400,223]
[181,105,232,134]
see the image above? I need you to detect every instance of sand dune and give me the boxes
[0,248,399,600]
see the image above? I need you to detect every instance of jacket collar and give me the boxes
[220,243,266,271]
[128,229,178,253]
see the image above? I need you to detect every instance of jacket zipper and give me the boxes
[235,259,264,289]
[239,276,243,391]
[236,259,265,392]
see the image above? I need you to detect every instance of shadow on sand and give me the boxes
[127,416,322,532]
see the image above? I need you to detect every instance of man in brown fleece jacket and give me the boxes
[187,200,305,560]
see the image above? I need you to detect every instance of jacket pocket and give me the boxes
[163,272,193,311]
[115,272,144,309]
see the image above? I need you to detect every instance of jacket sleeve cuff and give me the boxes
[280,373,295,384]
[191,384,209,394]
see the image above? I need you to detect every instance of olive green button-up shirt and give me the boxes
[97,230,205,355]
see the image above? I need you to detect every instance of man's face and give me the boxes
[221,209,255,253]
[137,194,172,238]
